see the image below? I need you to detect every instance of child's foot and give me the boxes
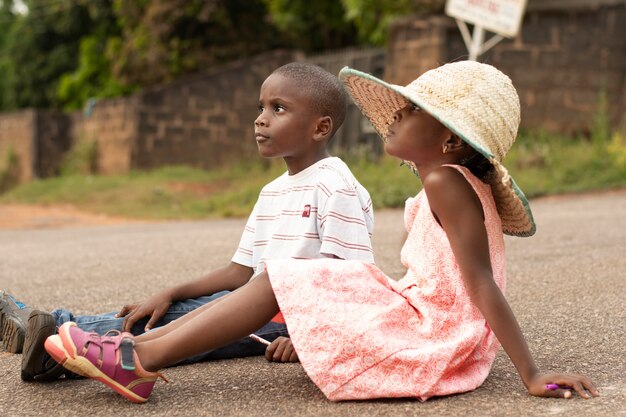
[44,322,167,403]
[0,290,32,353]
[21,310,67,381]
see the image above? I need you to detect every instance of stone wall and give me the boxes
[307,48,387,156]
[71,97,138,175]
[131,51,295,170]
[35,111,72,177]
[0,110,36,182]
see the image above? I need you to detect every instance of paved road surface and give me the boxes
[1,190,625,416]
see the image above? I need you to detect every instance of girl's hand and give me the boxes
[527,373,600,399]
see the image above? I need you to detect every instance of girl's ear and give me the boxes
[442,133,466,153]
[313,116,333,142]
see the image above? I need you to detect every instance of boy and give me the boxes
[1,62,375,381]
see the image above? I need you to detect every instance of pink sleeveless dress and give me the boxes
[265,165,506,401]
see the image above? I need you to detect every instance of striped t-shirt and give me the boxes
[232,157,374,275]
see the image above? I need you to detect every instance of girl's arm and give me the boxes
[424,167,599,399]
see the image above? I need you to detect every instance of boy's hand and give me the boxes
[265,336,299,363]
[116,292,173,332]
[526,373,600,399]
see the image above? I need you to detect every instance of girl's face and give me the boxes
[385,103,451,166]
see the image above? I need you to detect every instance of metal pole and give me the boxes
[469,25,485,61]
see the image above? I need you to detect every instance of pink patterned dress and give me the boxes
[265,166,506,401]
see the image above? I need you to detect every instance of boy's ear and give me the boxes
[312,116,333,142]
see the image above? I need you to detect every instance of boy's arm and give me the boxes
[317,188,374,262]
[425,167,598,399]
[265,336,299,363]
[118,262,253,332]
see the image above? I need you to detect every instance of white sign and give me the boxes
[445,0,527,38]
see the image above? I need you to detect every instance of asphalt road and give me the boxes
[1,190,625,417]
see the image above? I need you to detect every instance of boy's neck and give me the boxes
[284,149,332,176]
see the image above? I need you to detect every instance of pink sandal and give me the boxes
[44,322,167,403]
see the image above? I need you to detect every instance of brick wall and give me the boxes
[35,111,72,177]
[131,51,295,170]
[0,110,36,182]
[386,1,626,137]
[71,96,138,174]
[306,48,387,156]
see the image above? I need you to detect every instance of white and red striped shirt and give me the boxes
[232,157,374,275]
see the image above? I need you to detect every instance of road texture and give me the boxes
[1,190,625,417]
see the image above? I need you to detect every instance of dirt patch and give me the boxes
[0,204,140,230]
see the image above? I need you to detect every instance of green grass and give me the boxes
[506,130,626,197]
[1,131,625,220]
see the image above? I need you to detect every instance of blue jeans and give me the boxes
[51,291,288,365]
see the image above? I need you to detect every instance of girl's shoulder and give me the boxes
[422,165,489,219]
[424,165,489,197]
[422,165,474,195]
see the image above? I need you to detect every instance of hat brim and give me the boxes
[339,67,535,237]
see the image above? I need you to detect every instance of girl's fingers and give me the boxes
[544,376,600,399]
[570,381,590,399]
[581,377,601,397]
[577,378,600,398]
[544,387,572,399]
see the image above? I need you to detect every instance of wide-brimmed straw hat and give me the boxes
[339,61,535,237]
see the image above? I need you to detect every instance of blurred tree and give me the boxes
[109,0,285,87]
[0,0,445,110]
[57,35,136,110]
[263,0,357,51]
[0,0,108,110]
[341,0,444,45]
[57,0,133,110]
[264,0,444,47]
[0,0,18,110]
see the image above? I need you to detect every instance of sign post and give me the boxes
[445,0,527,60]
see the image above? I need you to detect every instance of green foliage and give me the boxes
[263,0,357,51]
[341,0,410,45]
[0,0,443,110]
[60,141,99,176]
[109,0,284,87]
[56,0,134,110]
[57,36,135,110]
[506,130,626,197]
[345,153,421,208]
[264,0,444,47]
[0,0,118,110]
[0,0,92,109]
[0,147,20,193]
[340,0,444,45]
[0,1,17,110]
[606,132,626,177]
[591,89,611,156]
[0,160,284,219]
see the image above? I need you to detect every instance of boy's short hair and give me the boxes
[273,62,347,137]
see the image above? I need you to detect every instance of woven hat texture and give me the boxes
[339,61,535,237]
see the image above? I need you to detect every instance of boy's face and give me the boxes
[254,73,322,165]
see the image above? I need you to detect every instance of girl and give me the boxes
[44,61,598,403]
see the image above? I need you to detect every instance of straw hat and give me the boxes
[339,61,535,237]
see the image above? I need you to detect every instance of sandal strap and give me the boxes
[79,331,136,376]
[119,338,135,371]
